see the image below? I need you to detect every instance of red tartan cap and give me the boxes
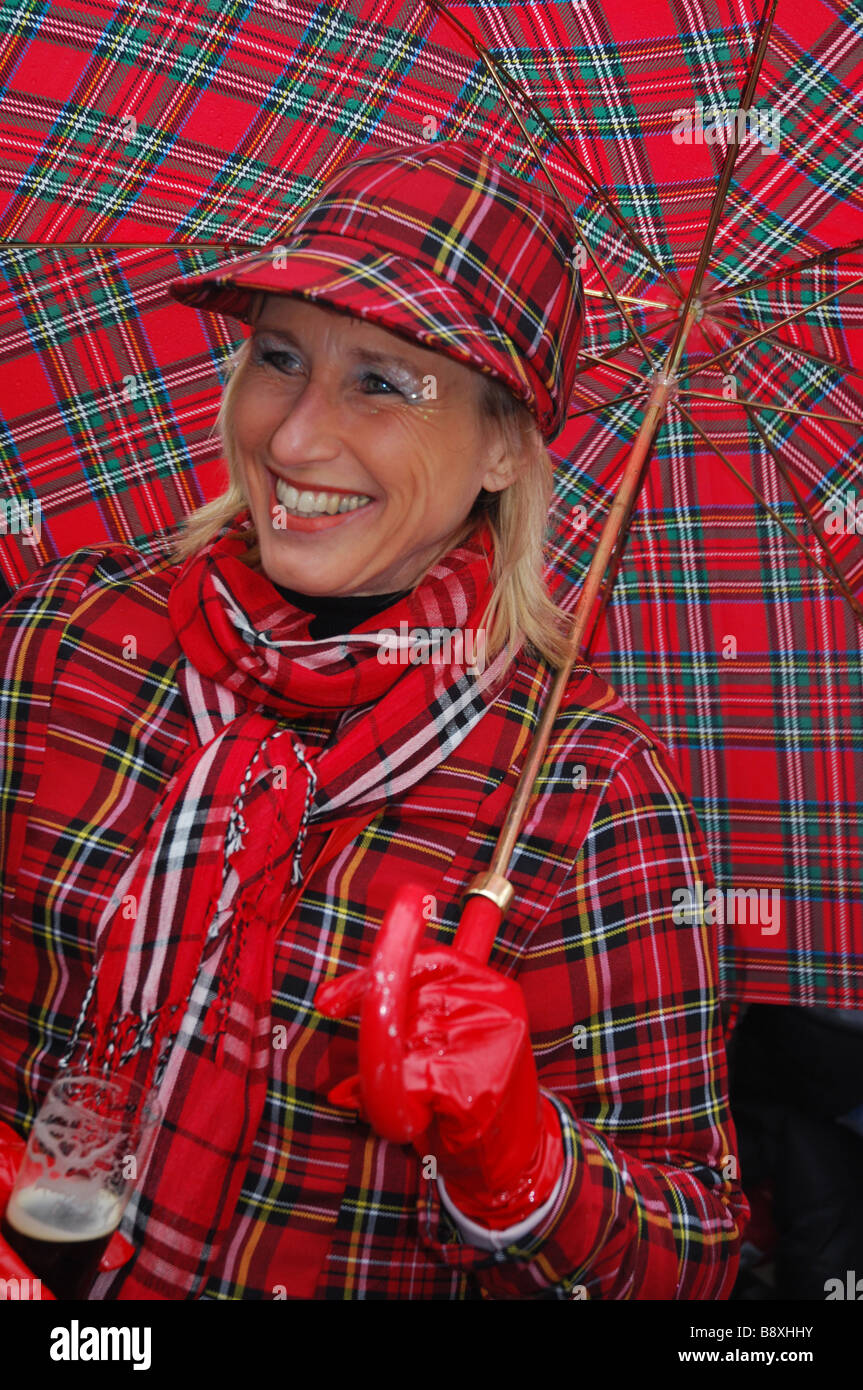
[168,141,584,441]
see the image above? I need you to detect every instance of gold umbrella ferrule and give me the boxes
[463,872,515,913]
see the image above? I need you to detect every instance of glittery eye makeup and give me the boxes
[250,331,424,402]
[361,362,423,401]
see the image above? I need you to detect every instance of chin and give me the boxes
[257,547,338,596]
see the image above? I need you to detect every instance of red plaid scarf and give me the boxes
[63,510,514,1297]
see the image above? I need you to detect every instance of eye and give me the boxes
[359,371,402,396]
[256,347,300,372]
[252,345,409,398]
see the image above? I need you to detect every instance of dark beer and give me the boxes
[1,1182,121,1300]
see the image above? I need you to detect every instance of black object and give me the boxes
[272,581,410,640]
[728,1003,863,1300]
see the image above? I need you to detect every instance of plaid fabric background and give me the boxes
[0,0,861,1008]
[0,245,239,567]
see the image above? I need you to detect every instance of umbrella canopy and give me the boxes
[0,0,861,1008]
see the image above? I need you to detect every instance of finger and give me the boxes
[327,1072,365,1117]
[99,1231,136,1271]
[315,967,370,1018]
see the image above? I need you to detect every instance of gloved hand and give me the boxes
[0,1119,135,1297]
[315,948,564,1229]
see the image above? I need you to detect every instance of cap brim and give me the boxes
[168,235,563,436]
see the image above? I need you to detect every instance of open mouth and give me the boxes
[265,468,379,532]
[274,476,373,518]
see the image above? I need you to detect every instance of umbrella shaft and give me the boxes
[487,374,677,880]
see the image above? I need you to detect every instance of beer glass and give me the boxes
[0,1069,161,1299]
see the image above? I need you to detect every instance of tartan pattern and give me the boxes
[168,141,586,440]
[0,0,445,243]
[0,3,860,1000]
[0,533,746,1298]
[62,514,517,1298]
[0,244,242,576]
[546,449,863,1008]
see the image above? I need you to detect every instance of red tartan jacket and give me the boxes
[0,535,748,1299]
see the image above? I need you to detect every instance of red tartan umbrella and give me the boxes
[0,0,861,1014]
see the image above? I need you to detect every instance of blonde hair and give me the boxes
[170,316,573,668]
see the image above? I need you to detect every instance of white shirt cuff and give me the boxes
[436,1167,564,1251]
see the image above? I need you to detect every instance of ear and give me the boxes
[478,419,522,494]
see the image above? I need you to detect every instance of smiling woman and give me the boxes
[0,140,747,1301]
[171,292,572,667]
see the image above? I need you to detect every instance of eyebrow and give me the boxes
[254,325,422,376]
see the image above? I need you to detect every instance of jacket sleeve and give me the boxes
[418,740,749,1299]
[0,554,99,919]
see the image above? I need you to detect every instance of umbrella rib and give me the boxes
[673,275,863,385]
[663,0,779,379]
[570,314,693,395]
[567,386,648,420]
[423,0,675,291]
[674,401,863,626]
[577,350,646,382]
[1,241,260,249]
[704,238,863,308]
[677,390,863,428]
[578,311,686,358]
[573,0,801,656]
[585,288,672,311]
[707,306,863,385]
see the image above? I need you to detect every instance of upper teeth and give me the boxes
[275,479,371,515]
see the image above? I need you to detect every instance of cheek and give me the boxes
[369,415,481,512]
[232,368,300,439]
[232,388,269,442]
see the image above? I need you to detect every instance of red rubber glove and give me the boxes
[0,1119,135,1297]
[315,948,564,1229]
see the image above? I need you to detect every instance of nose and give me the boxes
[268,371,345,467]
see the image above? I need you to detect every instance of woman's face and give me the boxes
[229,294,517,596]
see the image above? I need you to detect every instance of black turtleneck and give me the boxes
[272,582,411,640]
